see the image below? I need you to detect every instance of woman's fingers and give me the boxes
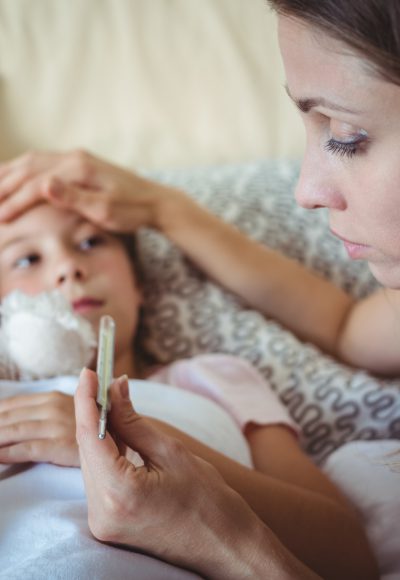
[75,368,125,475]
[0,151,60,197]
[0,149,164,231]
[0,175,53,222]
[108,377,179,468]
[45,180,118,229]
[0,150,94,222]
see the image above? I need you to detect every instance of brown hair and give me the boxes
[116,232,157,373]
[267,0,400,84]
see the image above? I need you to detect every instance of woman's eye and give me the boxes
[13,254,40,270]
[324,127,369,160]
[80,235,105,251]
[324,138,359,159]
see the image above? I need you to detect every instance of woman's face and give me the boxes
[0,204,142,367]
[279,16,400,288]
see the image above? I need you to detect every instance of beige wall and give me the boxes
[0,0,305,169]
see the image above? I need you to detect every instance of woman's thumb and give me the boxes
[109,376,171,466]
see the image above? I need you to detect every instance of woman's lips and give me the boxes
[330,229,371,259]
[72,297,105,314]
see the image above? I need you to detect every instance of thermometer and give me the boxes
[96,315,116,439]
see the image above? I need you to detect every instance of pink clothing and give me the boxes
[150,354,298,435]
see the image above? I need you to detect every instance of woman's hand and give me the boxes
[75,368,321,580]
[0,150,185,231]
[0,390,79,467]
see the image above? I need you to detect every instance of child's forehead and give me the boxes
[0,205,91,248]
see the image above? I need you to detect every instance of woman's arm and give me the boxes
[1,150,398,373]
[156,193,400,374]
[146,416,377,580]
[75,370,378,580]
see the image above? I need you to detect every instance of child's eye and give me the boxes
[79,235,105,251]
[13,254,41,270]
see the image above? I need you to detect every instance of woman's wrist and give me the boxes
[148,181,208,240]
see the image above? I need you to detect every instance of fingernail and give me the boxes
[115,374,129,399]
[79,367,90,380]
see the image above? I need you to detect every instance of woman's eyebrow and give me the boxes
[284,84,361,115]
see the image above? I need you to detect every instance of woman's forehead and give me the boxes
[278,15,400,127]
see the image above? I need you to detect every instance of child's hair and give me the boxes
[267,0,400,85]
[117,233,145,285]
[116,233,156,374]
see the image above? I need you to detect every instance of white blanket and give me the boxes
[0,377,251,579]
[0,378,398,579]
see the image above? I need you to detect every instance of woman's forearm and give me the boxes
[148,417,378,579]
[205,515,323,580]
[155,190,354,357]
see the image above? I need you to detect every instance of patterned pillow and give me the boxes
[138,160,400,464]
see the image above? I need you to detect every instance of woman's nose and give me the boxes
[294,149,347,211]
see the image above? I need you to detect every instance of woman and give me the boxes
[1,0,399,576]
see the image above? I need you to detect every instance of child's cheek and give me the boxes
[1,276,47,299]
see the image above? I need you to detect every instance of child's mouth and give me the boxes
[72,297,105,314]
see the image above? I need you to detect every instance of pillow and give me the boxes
[138,160,400,464]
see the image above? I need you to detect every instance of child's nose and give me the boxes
[57,266,84,286]
[55,256,86,286]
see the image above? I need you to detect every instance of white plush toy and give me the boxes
[0,290,97,380]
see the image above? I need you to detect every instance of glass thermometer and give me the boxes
[96,315,116,439]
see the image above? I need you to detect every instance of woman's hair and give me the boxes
[267,0,400,85]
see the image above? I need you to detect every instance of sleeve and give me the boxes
[149,353,299,435]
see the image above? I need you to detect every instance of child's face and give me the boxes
[0,204,142,362]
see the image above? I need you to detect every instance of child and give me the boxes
[0,201,353,501]
[0,199,376,577]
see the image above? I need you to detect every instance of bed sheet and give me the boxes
[0,377,251,579]
[1,378,397,578]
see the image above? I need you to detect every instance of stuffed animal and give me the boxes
[0,290,96,380]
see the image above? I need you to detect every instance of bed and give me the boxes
[1,160,399,578]
[0,2,399,577]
